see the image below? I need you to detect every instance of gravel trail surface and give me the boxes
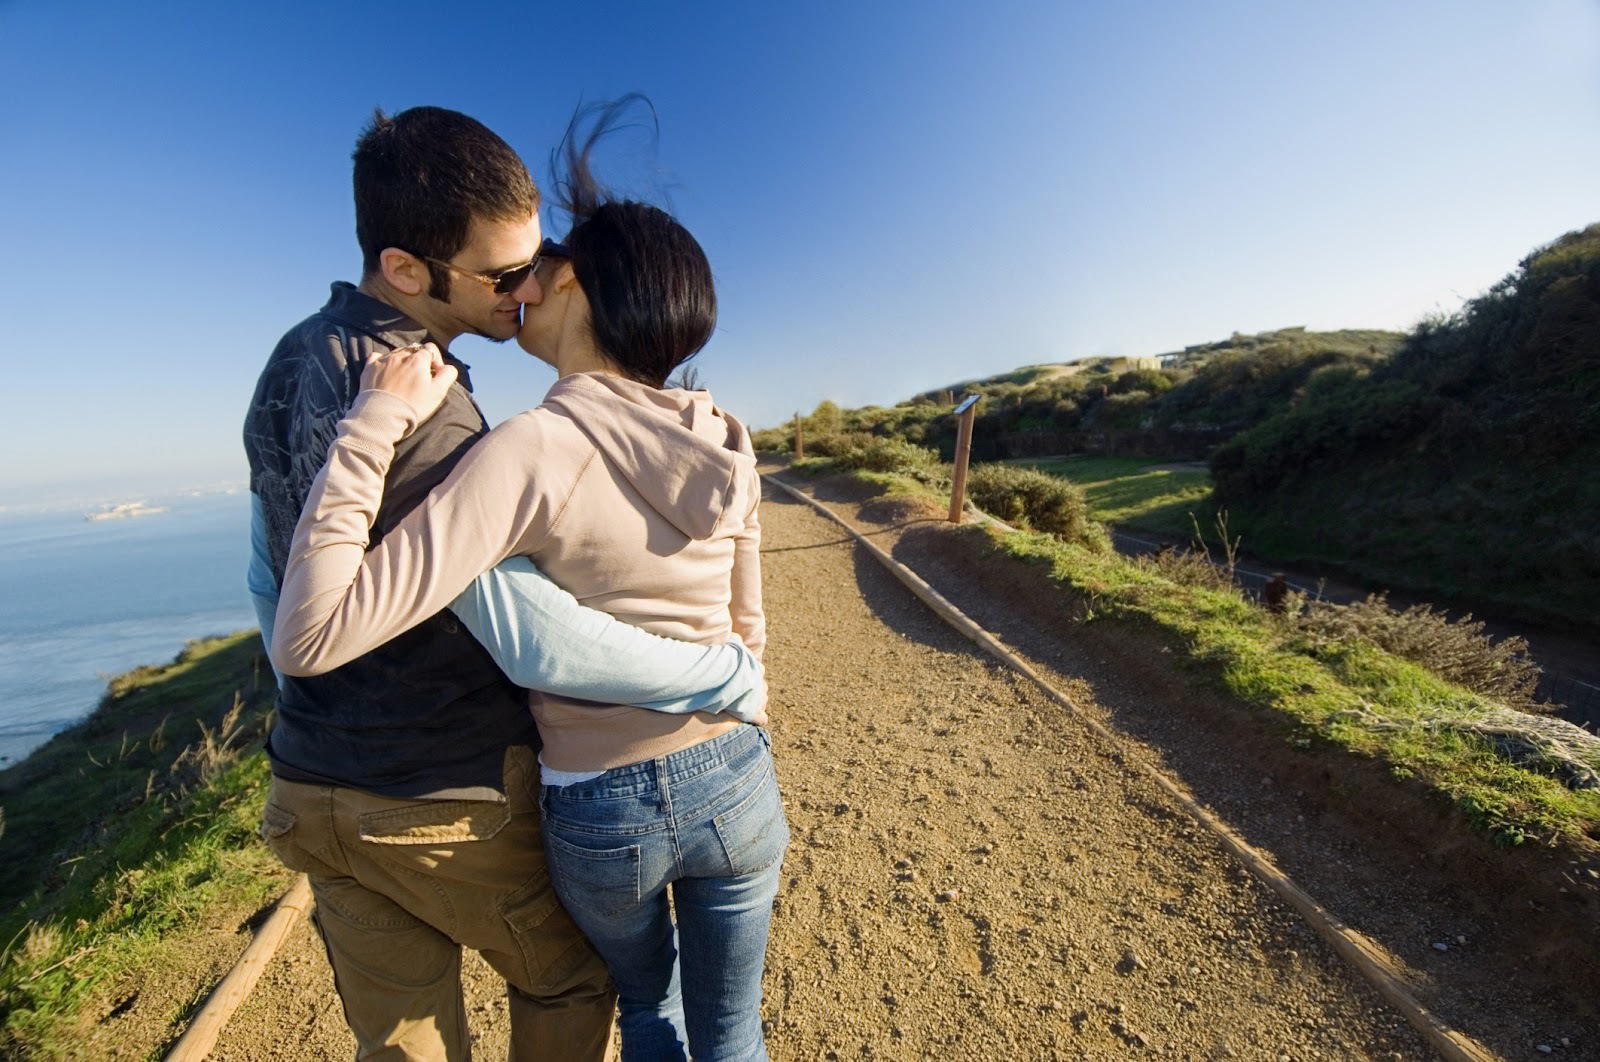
[200,479,1567,1061]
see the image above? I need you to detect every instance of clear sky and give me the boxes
[2,0,1597,505]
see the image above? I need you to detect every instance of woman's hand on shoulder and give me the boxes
[361,343,457,421]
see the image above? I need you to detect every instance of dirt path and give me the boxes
[204,479,1591,1060]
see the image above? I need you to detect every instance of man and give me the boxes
[243,106,763,1061]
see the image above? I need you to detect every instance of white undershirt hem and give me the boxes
[538,756,607,788]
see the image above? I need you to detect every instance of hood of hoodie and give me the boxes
[540,372,759,542]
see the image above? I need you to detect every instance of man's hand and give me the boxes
[361,343,456,422]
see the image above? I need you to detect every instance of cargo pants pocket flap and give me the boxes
[358,800,510,845]
[499,868,561,933]
[261,801,297,841]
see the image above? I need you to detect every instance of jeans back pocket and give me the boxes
[711,760,789,877]
[543,829,643,919]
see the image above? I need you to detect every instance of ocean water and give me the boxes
[0,491,258,766]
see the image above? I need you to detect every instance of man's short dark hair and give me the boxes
[353,106,538,300]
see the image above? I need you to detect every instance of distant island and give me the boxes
[86,501,169,522]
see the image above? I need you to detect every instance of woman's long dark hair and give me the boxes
[551,96,716,388]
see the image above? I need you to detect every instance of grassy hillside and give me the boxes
[1211,223,1600,634]
[756,328,1406,464]
[0,632,285,1059]
[756,222,1597,634]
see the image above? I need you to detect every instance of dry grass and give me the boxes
[169,693,250,792]
[1137,545,1237,593]
[1289,593,1545,714]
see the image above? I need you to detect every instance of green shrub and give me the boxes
[828,435,947,484]
[751,425,791,452]
[806,400,843,437]
[803,431,877,459]
[1205,224,1600,633]
[966,464,1103,549]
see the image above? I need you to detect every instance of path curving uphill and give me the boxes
[205,477,1596,1060]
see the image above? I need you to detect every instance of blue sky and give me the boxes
[2,0,1597,505]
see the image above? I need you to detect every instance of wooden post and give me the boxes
[793,413,804,461]
[948,395,980,523]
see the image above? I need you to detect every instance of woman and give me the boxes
[270,105,787,1062]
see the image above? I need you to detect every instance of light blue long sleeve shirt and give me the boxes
[249,495,764,721]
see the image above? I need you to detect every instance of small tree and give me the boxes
[807,399,843,438]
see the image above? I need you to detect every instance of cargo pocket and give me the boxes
[260,801,303,868]
[500,863,609,995]
[357,800,510,845]
[261,801,297,842]
[500,866,562,935]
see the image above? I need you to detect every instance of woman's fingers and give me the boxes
[360,343,455,420]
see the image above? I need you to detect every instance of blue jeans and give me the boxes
[540,725,789,1062]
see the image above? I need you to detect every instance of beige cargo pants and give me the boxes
[261,745,616,1061]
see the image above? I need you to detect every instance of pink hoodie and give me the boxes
[271,371,764,772]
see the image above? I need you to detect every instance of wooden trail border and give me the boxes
[762,473,1499,1062]
[164,874,313,1062]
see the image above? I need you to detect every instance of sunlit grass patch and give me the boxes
[1017,455,1213,534]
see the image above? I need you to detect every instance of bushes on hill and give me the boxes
[750,424,789,451]
[1209,221,1600,632]
[785,433,1107,549]
[1208,373,1430,496]
[820,434,947,485]
[757,329,1406,466]
[797,430,875,459]
[1157,333,1392,434]
[966,464,1103,549]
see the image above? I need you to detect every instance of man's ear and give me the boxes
[379,247,428,297]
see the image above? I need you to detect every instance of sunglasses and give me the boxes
[420,239,572,295]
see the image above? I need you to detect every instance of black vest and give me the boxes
[243,284,535,799]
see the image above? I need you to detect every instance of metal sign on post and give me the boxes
[948,394,980,523]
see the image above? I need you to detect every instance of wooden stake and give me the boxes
[948,395,979,523]
[793,413,804,461]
